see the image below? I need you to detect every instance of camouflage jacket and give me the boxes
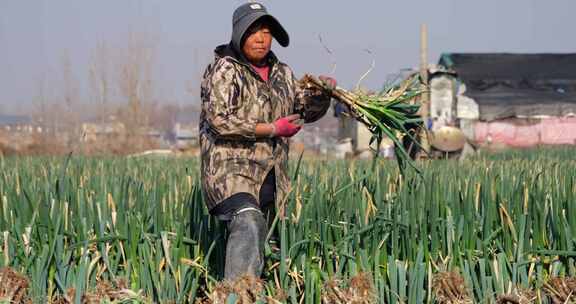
[200,44,330,215]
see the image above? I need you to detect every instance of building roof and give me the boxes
[175,109,199,125]
[439,53,576,121]
[0,114,32,126]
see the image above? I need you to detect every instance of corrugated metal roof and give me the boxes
[439,53,576,121]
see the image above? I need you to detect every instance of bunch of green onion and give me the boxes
[301,74,425,173]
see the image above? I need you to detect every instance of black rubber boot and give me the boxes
[224,208,267,280]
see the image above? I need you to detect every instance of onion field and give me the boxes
[0,148,575,303]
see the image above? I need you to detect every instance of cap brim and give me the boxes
[236,13,290,47]
[258,15,289,47]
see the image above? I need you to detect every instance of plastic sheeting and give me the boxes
[439,53,576,121]
[474,117,576,147]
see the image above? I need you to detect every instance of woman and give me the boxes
[200,2,335,280]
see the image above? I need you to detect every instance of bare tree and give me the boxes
[89,40,111,123]
[119,32,156,130]
[60,50,82,148]
[32,73,50,134]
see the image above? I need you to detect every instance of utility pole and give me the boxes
[419,23,431,155]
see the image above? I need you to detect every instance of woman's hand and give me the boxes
[319,75,337,90]
[255,114,303,138]
[271,114,302,137]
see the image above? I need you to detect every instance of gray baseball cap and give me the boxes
[231,2,289,52]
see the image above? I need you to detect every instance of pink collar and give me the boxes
[251,64,270,82]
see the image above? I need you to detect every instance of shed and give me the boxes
[430,53,576,148]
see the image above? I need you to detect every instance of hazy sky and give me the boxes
[1,0,575,113]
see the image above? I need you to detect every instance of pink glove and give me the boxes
[319,75,337,90]
[272,114,302,138]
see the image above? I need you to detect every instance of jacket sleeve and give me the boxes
[201,60,257,140]
[291,71,332,123]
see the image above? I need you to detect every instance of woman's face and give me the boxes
[242,22,272,65]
